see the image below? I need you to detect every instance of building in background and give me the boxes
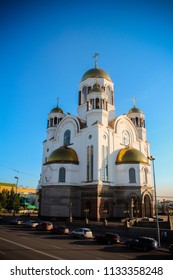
[0,182,38,209]
[38,57,154,221]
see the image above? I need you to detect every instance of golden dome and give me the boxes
[116,147,148,164]
[128,106,143,114]
[50,107,64,114]
[46,146,79,165]
[81,68,111,82]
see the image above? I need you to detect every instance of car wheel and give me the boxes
[107,240,112,245]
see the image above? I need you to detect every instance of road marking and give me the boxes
[0,236,63,260]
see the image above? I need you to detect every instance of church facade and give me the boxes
[38,60,154,221]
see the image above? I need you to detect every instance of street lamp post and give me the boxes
[84,209,89,224]
[69,202,73,223]
[103,209,108,226]
[148,156,161,247]
[13,176,19,218]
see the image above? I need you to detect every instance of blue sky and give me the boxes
[0,0,173,198]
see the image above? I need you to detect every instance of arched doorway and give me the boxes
[144,194,151,217]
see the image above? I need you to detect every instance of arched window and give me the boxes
[85,201,91,213]
[81,86,88,104]
[50,118,53,127]
[135,117,139,126]
[64,130,71,146]
[87,145,93,182]
[93,83,100,88]
[54,117,57,125]
[101,145,108,182]
[129,168,136,183]
[144,168,148,184]
[104,201,109,213]
[106,86,113,105]
[59,167,66,182]
[96,98,100,109]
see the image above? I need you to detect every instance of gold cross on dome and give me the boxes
[93,53,99,68]
[132,97,136,107]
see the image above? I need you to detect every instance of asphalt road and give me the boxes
[0,223,172,260]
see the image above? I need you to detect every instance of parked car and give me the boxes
[23,220,39,228]
[71,228,93,239]
[125,236,158,251]
[51,226,69,235]
[95,232,120,245]
[36,222,53,231]
[152,216,164,221]
[169,244,173,255]
[10,218,23,225]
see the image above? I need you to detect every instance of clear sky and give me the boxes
[0,0,173,198]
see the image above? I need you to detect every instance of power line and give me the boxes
[9,168,38,178]
[0,165,38,178]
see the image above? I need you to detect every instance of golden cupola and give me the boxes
[116,147,148,164]
[46,146,79,165]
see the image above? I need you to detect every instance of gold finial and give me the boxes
[132,97,136,107]
[93,53,99,68]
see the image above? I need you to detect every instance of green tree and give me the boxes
[0,189,8,210]
[0,188,21,212]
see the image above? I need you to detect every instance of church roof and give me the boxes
[50,106,64,114]
[128,106,143,114]
[116,147,148,164]
[81,68,112,82]
[46,146,79,165]
[76,117,87,129]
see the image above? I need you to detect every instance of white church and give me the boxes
[38,55,154,221]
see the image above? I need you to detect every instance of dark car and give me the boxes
[36,222,53,231]
[23,220,39,228]
[169,244,173,255]
[125,236,158,251]
[51,226,69,235]
[10,218,23,225]
[95,232,120,245]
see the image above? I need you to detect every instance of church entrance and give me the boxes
[144,194,151,217]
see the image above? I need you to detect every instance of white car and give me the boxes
[71,228,93,239]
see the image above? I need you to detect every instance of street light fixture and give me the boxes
[148,156,161,247]
[13,176,19,218]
